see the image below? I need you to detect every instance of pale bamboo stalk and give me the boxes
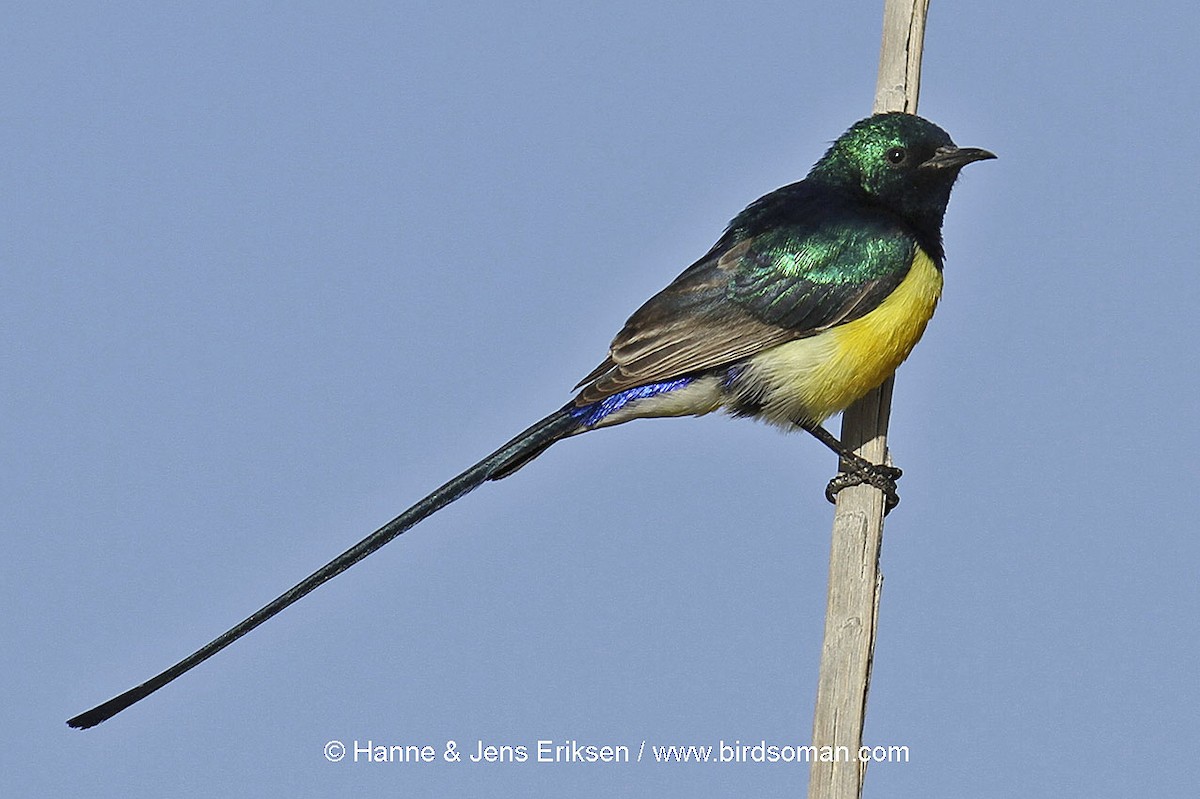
[806,2,928,797]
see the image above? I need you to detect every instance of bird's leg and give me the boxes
[799,422,901,513]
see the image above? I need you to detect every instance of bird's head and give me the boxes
[808,113,995,235]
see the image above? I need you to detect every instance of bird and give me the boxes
[68,112,993,728]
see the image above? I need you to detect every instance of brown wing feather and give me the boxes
[572,238,897,406]
[574,240,799,405]
[570,178,923,408]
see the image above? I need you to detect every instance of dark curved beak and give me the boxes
[920,145,997,170]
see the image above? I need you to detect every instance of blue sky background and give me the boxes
[5,2,1199,796]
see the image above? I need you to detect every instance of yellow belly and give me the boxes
[738,248,943,426]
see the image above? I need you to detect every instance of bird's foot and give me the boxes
[797,422,902,513]
[825,459,902,514]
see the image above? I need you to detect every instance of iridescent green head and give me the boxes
[808,112,995,235]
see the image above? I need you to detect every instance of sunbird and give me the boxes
[69,112,993,728]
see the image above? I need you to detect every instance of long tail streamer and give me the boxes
[68,407,581,729]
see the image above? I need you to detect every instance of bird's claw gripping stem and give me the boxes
[798,422,902,513]
[825,459,902,513]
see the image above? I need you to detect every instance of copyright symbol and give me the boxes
[324,740,346,762]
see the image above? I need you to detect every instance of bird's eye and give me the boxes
[885,147,907,165]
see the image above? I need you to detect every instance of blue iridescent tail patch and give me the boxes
[570,377,694,427]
